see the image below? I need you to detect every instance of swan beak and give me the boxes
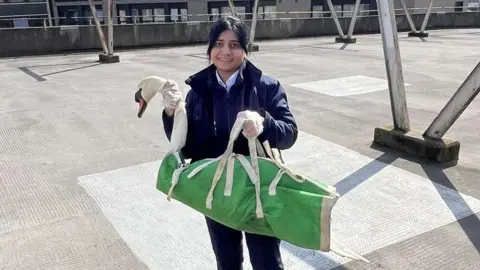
[135,89,147,118]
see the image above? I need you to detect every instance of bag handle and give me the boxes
[205,115,264,218]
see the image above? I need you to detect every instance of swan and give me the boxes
[135,76,188,153]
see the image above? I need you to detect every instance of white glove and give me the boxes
[162,80,183,110]
[238,110,264,138]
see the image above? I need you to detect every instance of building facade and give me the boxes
[1,0,476,28]
[394,0,474,13]
[0,0,52,28]
[49,0,380,25]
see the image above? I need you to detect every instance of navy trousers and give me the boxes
[205,217,284,270]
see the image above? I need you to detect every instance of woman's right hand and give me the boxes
[162,80,182,117]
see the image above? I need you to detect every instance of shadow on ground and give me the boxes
[286,143,479,269]
[18,61,101,82]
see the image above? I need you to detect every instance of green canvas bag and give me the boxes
[157,116,366,262]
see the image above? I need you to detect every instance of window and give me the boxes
[170,8,178,21]
[180,8,188,21]
[208,1,250,21]
[118,9,127,24]
[132,9,139,23]
[358,4,370,16]
[312,5,323,18]
[13,18,29,28]
[455,1,463,12]
[258,0,276,19]
[143,8,153,22]
[168,3,188,22]
[263,5,276,19]
[154,8,165,22]
[312,0,374,18]
[116,3,187,24]
[211,8,220,21]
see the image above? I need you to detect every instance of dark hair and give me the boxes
[207,16,249,58]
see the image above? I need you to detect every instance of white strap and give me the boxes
[224,154,236,196]
[236,154,264,218]
[167,165,187,201]
[268,170,285,196]
[255,139,267,157]
[205,117,246,209]
[187,157,222,179]
[248,138,264,218]
[206,156,228,209]
[271,149,284,165]
[262,140,306,184]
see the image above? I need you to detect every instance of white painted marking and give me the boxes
[290,75,410,97]
[78,131,480,269]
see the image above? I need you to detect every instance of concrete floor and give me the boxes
[1,28,479,269]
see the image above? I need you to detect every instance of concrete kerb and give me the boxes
[98,53,120,63]
[248,43,260,52]
[373,125,460,164]
[335,36,357,44]
[408,31,429,38]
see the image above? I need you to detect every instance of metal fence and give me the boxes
[0,5,478,29]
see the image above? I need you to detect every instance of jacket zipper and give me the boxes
[226,94,231,133]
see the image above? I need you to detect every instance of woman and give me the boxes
[162,15,297,270]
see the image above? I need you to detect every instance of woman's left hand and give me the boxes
[238,111,264,138]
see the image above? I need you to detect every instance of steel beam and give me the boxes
[248,0,260,52]
[424,62,480,139]
[88,0,108,55]
[377,0,410,131]
[420,0,434,33]
[227,0,237,17]
[326,0,345,37]
[45,0,53,26]
[107,0,114,55]
[400,0,417,33]
[347,0,362,38]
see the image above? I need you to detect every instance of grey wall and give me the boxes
[1,11,479,57]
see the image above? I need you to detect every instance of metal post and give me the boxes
[327,0,345,37]
[88,0,108,55]
[400,0,417,33]
[424,62,480,139]
[420,0,434,33]
[45,0,53,26]
[107,0,114,55]
[347,0,361,38]
[249,0,260,46]
[377,0,410,131]
[228,0,237,17]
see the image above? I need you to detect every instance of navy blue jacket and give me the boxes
[163,60,298,163]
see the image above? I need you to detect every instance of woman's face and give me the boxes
[210,30,246,74]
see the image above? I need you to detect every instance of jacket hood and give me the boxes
[185,59,263,96]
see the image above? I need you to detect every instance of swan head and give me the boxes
[135,76,167,118]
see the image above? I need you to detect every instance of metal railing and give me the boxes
[0,5,478,29]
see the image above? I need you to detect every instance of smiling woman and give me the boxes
[162,15,299,270]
